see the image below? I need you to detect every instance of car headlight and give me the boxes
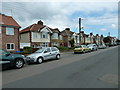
[22,55,25,57]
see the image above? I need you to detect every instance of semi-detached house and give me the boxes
[19,20,53,48]
[0,14,21,51]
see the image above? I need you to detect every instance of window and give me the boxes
[41,32,48,39]
[46,48,50,52]
[33,32,37,39]
[52,33,58,39]
[6,27,14,35]
[41,42,48,47]
[60,35,62,40]
[52,42,58,46]
[6,43,15,50]
[51,47,57,52]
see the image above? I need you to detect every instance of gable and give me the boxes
[40,27,53,33]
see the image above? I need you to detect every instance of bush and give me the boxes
[56,46,74,52]
[20,47,32,54]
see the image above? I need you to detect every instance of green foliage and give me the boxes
[20,47,32,54]
[56,46,74,52]
[69,38,75,47]
[103,36,110,43]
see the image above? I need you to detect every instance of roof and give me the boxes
[62,29,74,36]
[49,28,60,33]
[19,23,46,33]
[0,14,21,28]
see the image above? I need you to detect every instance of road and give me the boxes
[2,46,119,88]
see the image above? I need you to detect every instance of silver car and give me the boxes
[87,44,98,51]
[26,47,60,64]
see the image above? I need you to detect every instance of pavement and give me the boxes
[1,46,119,88]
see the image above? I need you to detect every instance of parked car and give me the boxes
[26,47,61,64]
[98,44,107,49]
[0,49,26,70]
[74,45,91,54]
[87,44,98,51]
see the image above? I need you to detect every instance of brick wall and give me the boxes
[2,26,19,51]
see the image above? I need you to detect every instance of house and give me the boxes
[109,36,117,46]
[62,28,74,47]
[0,14,21,51]
[94,34,104,46]
[50,28,63,47]
[84,32,94,44]
[19,20,53,49]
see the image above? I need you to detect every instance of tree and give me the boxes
[69,38,75,47]
[103,36,110,43]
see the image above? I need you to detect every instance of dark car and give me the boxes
[0,49,26,70]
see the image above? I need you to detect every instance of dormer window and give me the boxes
[40,32,48,39]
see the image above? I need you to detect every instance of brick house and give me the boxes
[19,20,53,48]
[62,28,74,47]
[50,28,63,47]
[0,14,21,51]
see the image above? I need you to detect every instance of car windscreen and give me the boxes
[76,46,82,48]
[35,48,45,53]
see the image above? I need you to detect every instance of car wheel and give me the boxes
[83,50,85,54]
[37,57,43,64]
[56,54,60,60]
[15,59,24,69]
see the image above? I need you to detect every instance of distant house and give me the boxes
[19,20,52,49]
[109,36,117,45]
[0,14,21,51]
[94,34,104,46]
[84,32,94,44]
[62,28,74,47]
[50,28,63,47]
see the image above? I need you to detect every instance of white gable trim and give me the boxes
[39,26,53,33]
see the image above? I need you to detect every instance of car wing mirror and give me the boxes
[5,53,10,56]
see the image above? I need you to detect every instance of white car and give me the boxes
[26,47,60,64]
[87,44,98,51]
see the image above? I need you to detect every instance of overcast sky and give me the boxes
[1,0,119,38]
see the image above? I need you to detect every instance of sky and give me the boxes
[1,0,119,38]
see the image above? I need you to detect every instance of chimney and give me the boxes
[96,34,99,36]
[37,20,43,25]
[90,33,93,35]
[65,28,70,31]
[80,31,84,33]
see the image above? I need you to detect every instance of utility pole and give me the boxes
[79,18,81,45]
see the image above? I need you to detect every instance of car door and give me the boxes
[50,47,58,59]
[43,48,52,60]
[1,49,13,64]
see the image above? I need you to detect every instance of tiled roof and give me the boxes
[0,14,21,27]
[19,23,46,33]
[50,28,60,33]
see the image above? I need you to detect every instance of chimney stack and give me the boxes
[37,20,43,25]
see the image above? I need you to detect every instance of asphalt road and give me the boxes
[2,46,119,88]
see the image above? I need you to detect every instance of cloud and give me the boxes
[1,1,118,38]
[100,28,107,31]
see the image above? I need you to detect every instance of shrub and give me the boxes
[20,47,32,54]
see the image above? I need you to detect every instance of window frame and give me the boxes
[6,27,14,35]
[6,43,15,50]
